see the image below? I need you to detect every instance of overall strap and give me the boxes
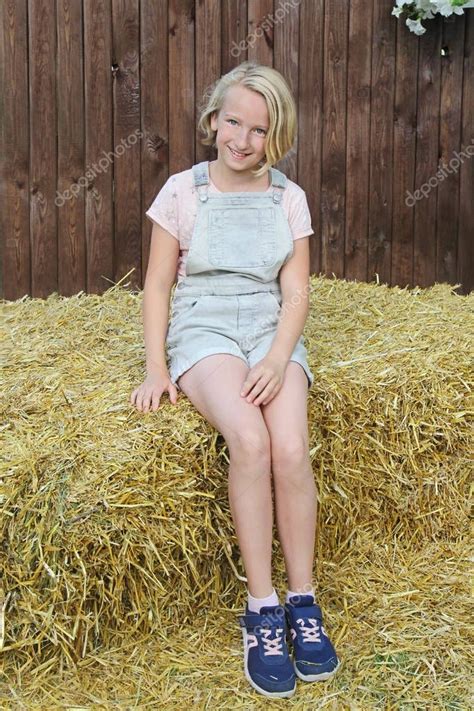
[192,160,287,203]
[269,167,287,204]
[192,161,210,202]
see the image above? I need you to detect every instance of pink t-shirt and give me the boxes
[145,165,315,283]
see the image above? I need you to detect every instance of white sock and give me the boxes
[285,586,315,605]
[247,587,280,613]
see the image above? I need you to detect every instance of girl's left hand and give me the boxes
[240,355,287,406]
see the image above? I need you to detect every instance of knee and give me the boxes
[227,428,271,466]
[271,435,309,475]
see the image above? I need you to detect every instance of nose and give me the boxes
[236,128,250,149]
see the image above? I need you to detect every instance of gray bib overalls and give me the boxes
[166,161,314,391]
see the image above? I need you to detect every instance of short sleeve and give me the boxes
[288,188,314,240]
[145,176,179,239]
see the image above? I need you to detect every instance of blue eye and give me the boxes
[227,118,266,135]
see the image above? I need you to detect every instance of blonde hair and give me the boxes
[197,61,297,178]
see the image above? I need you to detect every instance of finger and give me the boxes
[253,382,275,406]
[240,378,252,397]
[245,377,267,403]
[151,392,161,411]
[242,371,264,399]
[137,392,146,412]
[169,384,178,404]
[260,391,274,406]
[143,393,152,413]
[261,384,280,406]
[243,381,259,402]
[241,370,263,397]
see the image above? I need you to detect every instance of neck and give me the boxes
[209,159,269,192]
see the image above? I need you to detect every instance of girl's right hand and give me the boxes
[130,371,178,412]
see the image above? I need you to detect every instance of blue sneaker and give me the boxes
[284,595,340,682]
[239,604,296,698]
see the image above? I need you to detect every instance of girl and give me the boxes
[131,61,340,699]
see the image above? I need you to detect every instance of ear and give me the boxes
[210,111,218,131]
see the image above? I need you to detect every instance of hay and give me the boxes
[1,274,472,708]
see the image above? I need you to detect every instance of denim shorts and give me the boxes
[166,290,314,392]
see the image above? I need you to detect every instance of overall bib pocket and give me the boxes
[207,207,277,268]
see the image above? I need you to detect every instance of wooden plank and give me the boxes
[413,15,442,288]
[195,0,221,165]
[169,0,195,175]
[112,0,141,291]
[141,0,169,280]
[368,0,396,287]
[392,12,419,289]
[29,0,57,297]
[436,15,465,287]
[321,0,348,279]
[299,0,324,279]
[57,0,86,297]
[221,0,247,73]
[274,0,300,182]
[83,0,114,295]
[458,10,473,295]
[346,0,373,284]
[0,0,29,300]
[247,0,273,66]
[2,0,472,298]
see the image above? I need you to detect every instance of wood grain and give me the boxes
[1,0,472,298]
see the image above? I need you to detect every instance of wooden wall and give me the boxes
[1,0,473,300]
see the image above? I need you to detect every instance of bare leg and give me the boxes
[274,452,317,592]
[261,362,318,592]
[227,438,274,598]
[178,354,274,598]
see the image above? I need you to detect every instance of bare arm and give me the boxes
[267,236,310,363]
[142,222,180,375]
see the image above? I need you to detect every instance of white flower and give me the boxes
[392,0,468,31]
[420,0,436,11]
[406,17,427,34]
[431,0,465,15]
[417,0,436,19]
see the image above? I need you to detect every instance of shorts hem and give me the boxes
[288,358,314,389]
[169,347,249,391]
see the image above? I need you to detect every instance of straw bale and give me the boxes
[1,275,472,708]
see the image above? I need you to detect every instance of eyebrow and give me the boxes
[224,112,268,129]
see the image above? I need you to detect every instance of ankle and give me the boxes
[247,587,279,613]
[285,584,315,604]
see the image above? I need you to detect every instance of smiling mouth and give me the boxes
[229,147,251,159]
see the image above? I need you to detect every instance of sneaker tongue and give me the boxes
[288,595,315,607]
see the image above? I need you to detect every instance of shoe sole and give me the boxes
[241,627,296,698]
[293,659,341,682]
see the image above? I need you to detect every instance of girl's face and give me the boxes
[210,84,269,172]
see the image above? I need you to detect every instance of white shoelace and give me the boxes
[296,617,322,643]
[261,627,284,655]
